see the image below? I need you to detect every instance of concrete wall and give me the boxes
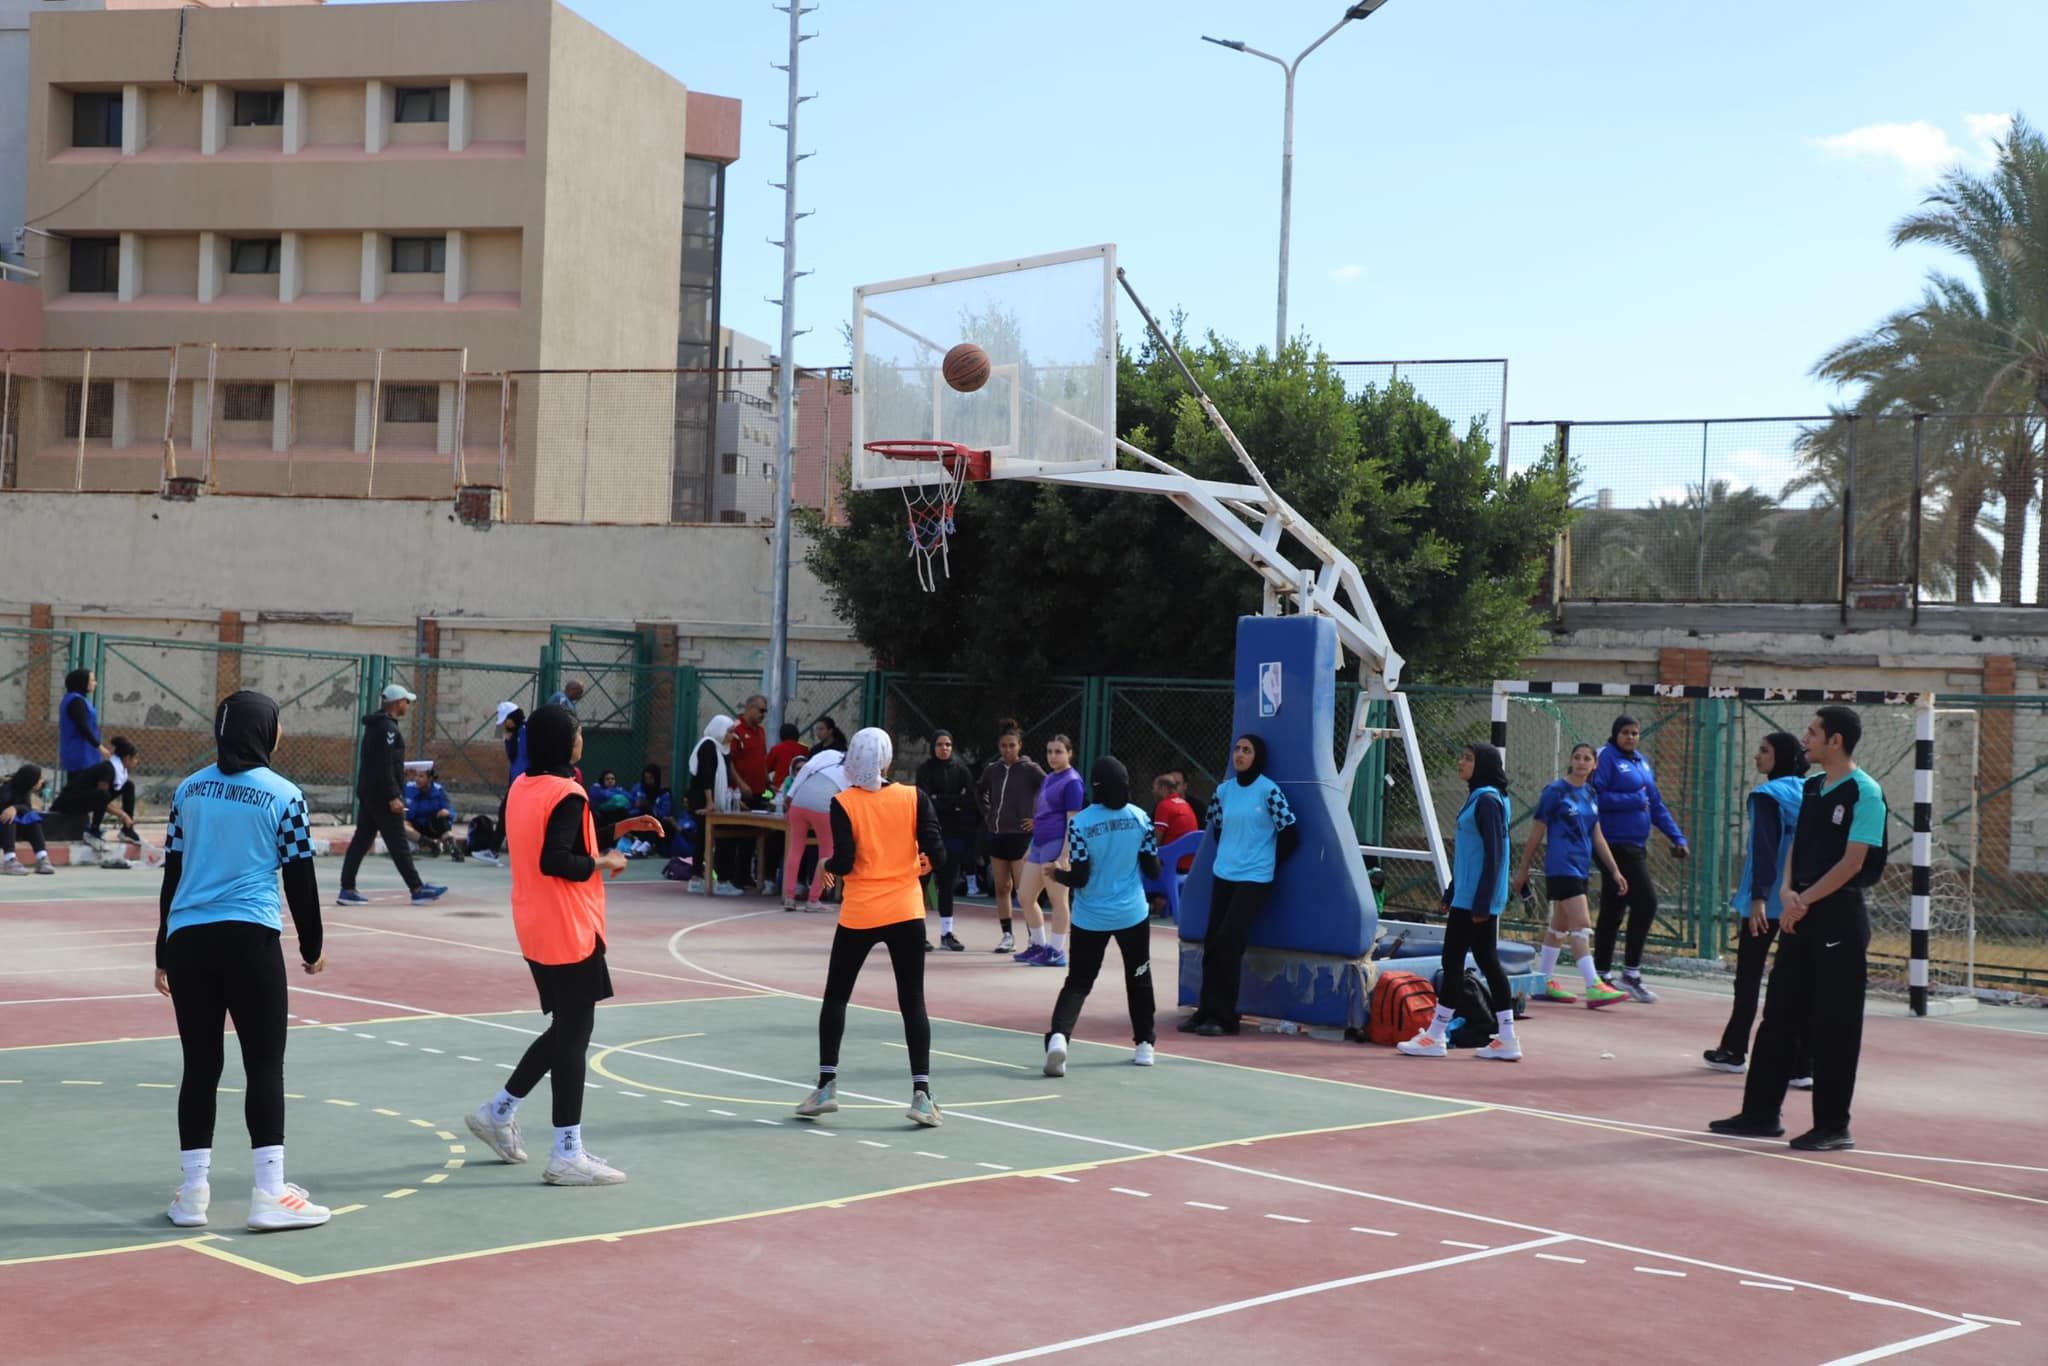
[0,490,868,673]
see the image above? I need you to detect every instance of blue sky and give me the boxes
[528,0,2043,428]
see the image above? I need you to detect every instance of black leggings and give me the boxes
[1720,918,1811,1070]
[340,803,422,892]
[507,999,598,1127]
[1441,911,1513,1017]
[1595,843,1657,973]
[1048,920,1155,1046]
[2,819,48,857]
[1198,876,1270,1026]
[165,921,289,1151]
[818,919,929,1076]
[54,762,115,831]
[923,836,970,918]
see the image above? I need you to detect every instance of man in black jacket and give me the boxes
[337,685,445,905]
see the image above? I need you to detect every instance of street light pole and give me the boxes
[1203,1,1388,358]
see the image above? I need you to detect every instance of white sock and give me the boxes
[1576,954,1601,987]
[1426,1004,1454,1041]
[2,854,17,865]
[1050,931,1067,952]
[179,1147,211,1188]
[940,916,954,934]
[490,1088,519,1122]
[1537,944,1561,978]
[252,1144,284,1197]
[1495,1009,1517,1042]
[553,1124,582,1159]
[1029,925,1048,947]
[1623,966,1642,981]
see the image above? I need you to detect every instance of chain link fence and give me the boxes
[1512,412,2046,608]
[1330,359,1507,462]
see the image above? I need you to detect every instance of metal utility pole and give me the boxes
[766,1,815,741]
[1203,1,1389,357]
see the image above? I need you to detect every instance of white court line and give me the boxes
[1350,1226,1396,1237]
[859,1140,889,1149]
[956,1237,1568,1365]
[1442,1239,1488,1249]
[1819,1322,1986,1365]
[1039,1174,1080,1184]
[1536,1253,1586,1264]
[977,1163,1012,1171]
[287,977,1990,1335]
[1960,1313,2021,1326]
[1741,1280,1794,1292]
[1266,1214,1311,1225]
[1187,1201,1228,1211]
[1634,1266,1686,1277]
[1110,1187,1150,1198]
[0,993,160,1005]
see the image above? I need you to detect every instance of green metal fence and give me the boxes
[8,624,2046,996]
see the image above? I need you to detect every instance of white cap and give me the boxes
[491,701,520,727]
[382,683,418,703]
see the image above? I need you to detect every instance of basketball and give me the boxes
[942,343,991,393]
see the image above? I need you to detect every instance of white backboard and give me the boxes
[850,244,1117,490]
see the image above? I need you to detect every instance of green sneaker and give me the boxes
[907,1089,941,1127]
[1540,977,1580,1003]
[794,1079,838,1119]
[1584,980,1629,1008]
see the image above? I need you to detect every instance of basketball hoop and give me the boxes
[862,440,992,592]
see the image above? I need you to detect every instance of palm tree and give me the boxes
[1636,480,1780,599]
[1886,115,2048,602]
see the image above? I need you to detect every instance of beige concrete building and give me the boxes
[11,0,740,521]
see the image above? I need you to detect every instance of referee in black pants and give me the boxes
[1711,706,1886,1152]
[338,684,446,906]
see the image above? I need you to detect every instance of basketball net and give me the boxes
[901,455,971,593]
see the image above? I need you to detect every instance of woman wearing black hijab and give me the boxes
[916,730,976,951]
[466,704,631,1187]
[1397,743,1523,1061]
[1706,732,1813,1078]
[155,690,331,1232]
[1182,734,1298,1037]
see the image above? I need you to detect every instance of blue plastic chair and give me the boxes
[1143,829,1206,924]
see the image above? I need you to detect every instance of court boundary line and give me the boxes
[953,1235,1573,1364]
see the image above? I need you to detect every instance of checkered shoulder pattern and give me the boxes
[163,799,184,855]
[1265,784,1297,832]
[276,795,315,865]
[1069,822,1091,865]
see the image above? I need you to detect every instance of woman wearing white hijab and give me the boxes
[793,728,947,1127]
[686,715,745,896]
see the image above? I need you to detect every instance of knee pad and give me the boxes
[1542,927,1568,949]
[1567,928,1592,959]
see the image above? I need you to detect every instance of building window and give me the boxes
[718,510,746,524]
[67,237,120,294]
[72,91,122,149]
[390,236,446,274]
[721,452,743,476]
[62,382,114,439]
[229,238,282,274]
[382,385,438,424]
[393,86,451,124]
[233,89,285,127]
[222,384,275,423]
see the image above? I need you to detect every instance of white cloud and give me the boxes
[1329,264,1363,283]
[1810,121,1962,176]
[1965,111,2014,160]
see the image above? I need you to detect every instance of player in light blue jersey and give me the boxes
[1042,756,1164,1074]
[154,691,331,1233]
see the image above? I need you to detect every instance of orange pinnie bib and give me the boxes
[835,783,924,930]
[507,773,606,966]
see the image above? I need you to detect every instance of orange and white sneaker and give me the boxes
[1395,1031,1447,1058]
[167,1181,210,1228]
[1474,1035,1523,1062]
[246,1183,331,1231]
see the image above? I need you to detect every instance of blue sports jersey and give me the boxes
[164,764,315,938]
[1067,802,1158,932]
[1207,774,1297,883]
[1450,786,1512,917]
[1534,779,1599,879]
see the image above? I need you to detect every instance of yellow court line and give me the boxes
[1520,1110,2048,1208]
[325,920,772,992]
[181,1238,304,1285]
[0,1235,212,1270]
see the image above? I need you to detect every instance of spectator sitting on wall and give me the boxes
[108,735,145,846]
[404,763,461,860]
[588,770,632,818]
[2,764,55,875]
[768,723,809,790]
[624,763,677,858]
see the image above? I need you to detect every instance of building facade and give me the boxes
[11,0,739,522]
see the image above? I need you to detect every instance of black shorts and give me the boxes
[527,939,614,1016]
[1545,875,1589,901]
[987,832,1031,863]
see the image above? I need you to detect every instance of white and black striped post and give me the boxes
[1489,684,1509,759]
[1909,693,1935,1016]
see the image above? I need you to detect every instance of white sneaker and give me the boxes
[794,1079,838,1118]
[1475,1036,1523,1062]
[1044,1033,1068,1077]
[711,882,744,898]
[33,858,55,875]
[1133,1042,1155,1067]
[1395,1031,1448,1058]
[246,1183,330,1231]
[167,1181,210,1227]
[0,861,26,876]
[1789,1075,1814,1091]
[470,849,500,865]
[687,879,707,894]
[466,1102,527,1163]
[543,1149,626,1186]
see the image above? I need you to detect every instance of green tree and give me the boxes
[805,332,1570,687]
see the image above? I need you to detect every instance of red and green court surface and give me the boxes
[3,862,2042,1364]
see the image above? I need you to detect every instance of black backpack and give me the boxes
[1435,966,1497,1048]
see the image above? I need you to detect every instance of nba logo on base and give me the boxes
[1259,662,1283,717]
